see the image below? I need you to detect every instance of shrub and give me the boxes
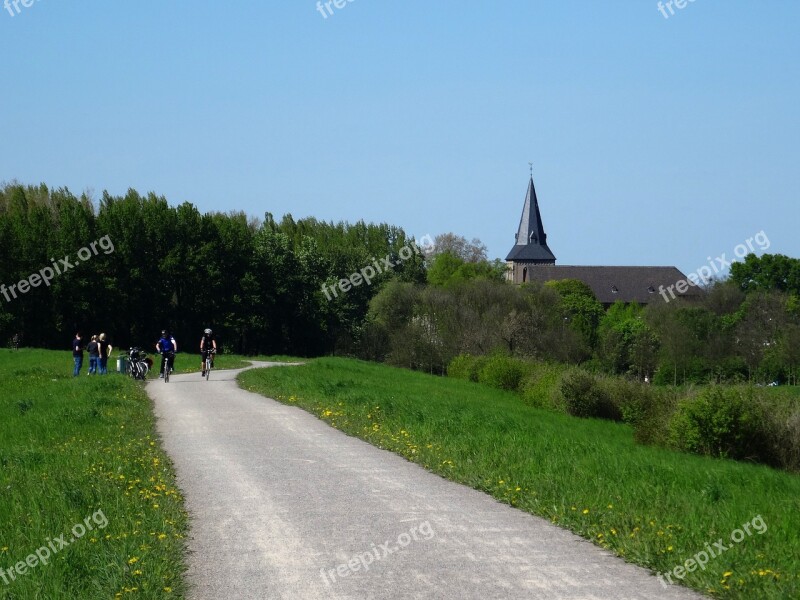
[598,377,661,425]
[762,404,800,472]
[521,363,566,411]
[559,369,621,421]
[625,385,680,447]
[446,354,487,383]
[477,355,526,392]
[668,386,772,462]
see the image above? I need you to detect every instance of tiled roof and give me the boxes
[522,265,702,304]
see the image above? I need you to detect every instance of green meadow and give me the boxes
[240,358,800,600]
[0,349,187,599]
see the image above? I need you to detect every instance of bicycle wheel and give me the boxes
[164,359,170,383]
[205,358,211,380]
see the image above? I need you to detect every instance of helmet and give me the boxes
[204,328,212,335]
[161,330,167,337]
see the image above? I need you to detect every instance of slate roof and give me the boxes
[522,265,702,305]
[505,176,556,263]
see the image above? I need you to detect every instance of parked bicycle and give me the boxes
[127,347,151,380]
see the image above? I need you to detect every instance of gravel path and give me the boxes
[149,363,704,600]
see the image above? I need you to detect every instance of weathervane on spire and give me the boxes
[528,162,533,177]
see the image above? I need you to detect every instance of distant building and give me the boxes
[505,174,700,306]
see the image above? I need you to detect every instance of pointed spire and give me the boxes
[505,170,556,264]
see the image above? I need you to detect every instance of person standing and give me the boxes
[98,333,113,375]
[87,335,100,375]
[72,332,84,377]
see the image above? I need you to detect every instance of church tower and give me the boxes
[505,174,556,283]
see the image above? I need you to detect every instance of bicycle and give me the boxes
[127,348,150,381]
[162,351,175,383]
[204,348,216,381]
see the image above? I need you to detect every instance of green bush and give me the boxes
[762,404,800,472]
[668,386,772,462]
[598,377,657,425]
[477,355,526,391]
[446,354,487,383]
[521,363,566,411]
[559,369,621,421]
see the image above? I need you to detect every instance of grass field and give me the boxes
[239,358,800,600]
[0,349,187,599]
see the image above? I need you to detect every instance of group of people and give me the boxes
[72,328,217,378]
[71,332,113,377]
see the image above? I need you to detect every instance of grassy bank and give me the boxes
[239,358,800,600]
[0,349,187,599]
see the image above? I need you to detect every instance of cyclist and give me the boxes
[200,328,217,377]
[156,330,177,379]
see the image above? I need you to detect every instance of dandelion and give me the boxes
[582,509,589,515]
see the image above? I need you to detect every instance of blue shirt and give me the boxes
[158,337,174,352]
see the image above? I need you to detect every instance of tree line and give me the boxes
[2,181,798,384]
[367,247,800,385]
[0,183,424,356]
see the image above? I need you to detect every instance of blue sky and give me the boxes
[1,1,798,274]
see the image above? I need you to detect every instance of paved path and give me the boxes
[149,363,704,600]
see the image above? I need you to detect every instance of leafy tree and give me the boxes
[546,279,604,350]
[730,254,800,295]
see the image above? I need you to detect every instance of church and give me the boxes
[505,174,699,306]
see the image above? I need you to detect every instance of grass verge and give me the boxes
[239,357,800,600]
[0,349,187,599]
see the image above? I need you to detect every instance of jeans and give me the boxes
[89,356,99,375]
[73,356,83,377]
[99,357,109,375]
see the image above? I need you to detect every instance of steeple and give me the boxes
[505,174,556,264]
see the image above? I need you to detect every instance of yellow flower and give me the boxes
[128,557,139,564]
[582,509,589,515]
[722,571,732,578]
